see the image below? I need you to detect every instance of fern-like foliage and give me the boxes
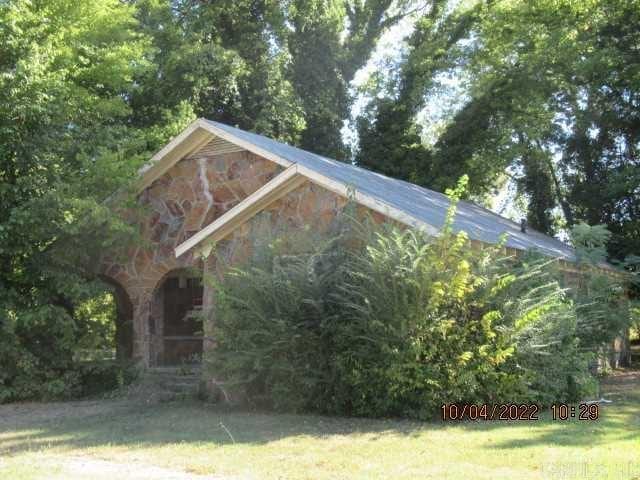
[204,184,628,418]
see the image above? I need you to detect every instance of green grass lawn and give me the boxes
[1,372,639,480]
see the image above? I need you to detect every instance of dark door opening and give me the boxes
[162,275,203,365]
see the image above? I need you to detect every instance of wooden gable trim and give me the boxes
[174,162,441,258]
[137,120,215,193]
[175,164,306,258]
[153,119,440,258]
[137,118,295,195]
[295,164,441,237]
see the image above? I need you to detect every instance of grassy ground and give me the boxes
[0,372,639,480]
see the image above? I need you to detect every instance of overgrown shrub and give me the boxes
[76,361,139,397]
[0,335,138,402]
[207,224,349,411]
[0,286,136,403]
[570,222,632,350]
[206,180,627,419]
[327,231,596,418]
[0,306,79,402]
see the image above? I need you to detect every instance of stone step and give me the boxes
[150,375,201,387]
[147,373,201,382]
[146,369,201,379]
[148,366,202,374]
[142,367,204,401]
[165,383,200,394]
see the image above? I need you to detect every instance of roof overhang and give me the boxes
[135,118,439,258]
[137,119,294,193]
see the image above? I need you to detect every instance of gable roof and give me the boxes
[140,118,577,261]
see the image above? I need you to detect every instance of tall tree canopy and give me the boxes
[133,0,416,159]
[0,0,637,401]
[357,0,639,261]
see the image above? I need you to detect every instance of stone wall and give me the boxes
[209,179,349,267]
[100,136,378,366]
[100,143,282,365]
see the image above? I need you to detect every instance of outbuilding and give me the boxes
[100,119,625,368]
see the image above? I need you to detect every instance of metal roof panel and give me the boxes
[203,119,576,260]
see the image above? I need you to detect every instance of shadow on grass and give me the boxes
[483,401,639,449]
[1,374,638,456]
[0,399,432,455]
[470,372,640,449]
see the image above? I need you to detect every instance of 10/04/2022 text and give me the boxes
[441,403,599,421]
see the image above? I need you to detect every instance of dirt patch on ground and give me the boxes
[50,456,230,480]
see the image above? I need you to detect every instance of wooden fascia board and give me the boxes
[175,164,305,257]
[136,121,215,193]
[295,164,441,237]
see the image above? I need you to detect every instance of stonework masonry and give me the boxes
[99,135,628,370]
[100,139,352,366]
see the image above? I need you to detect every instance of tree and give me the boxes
[0,0,185,400]
[356,0,640,259]
[356,0,487,190]
[133,0,418,158]
[132,0,306,145]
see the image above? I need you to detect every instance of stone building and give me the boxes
[99,118,621,368]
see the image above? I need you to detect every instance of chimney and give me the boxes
[520,219,527,233]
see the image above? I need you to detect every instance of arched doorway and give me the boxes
[150,269,204,366]
[98,276,134,361]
